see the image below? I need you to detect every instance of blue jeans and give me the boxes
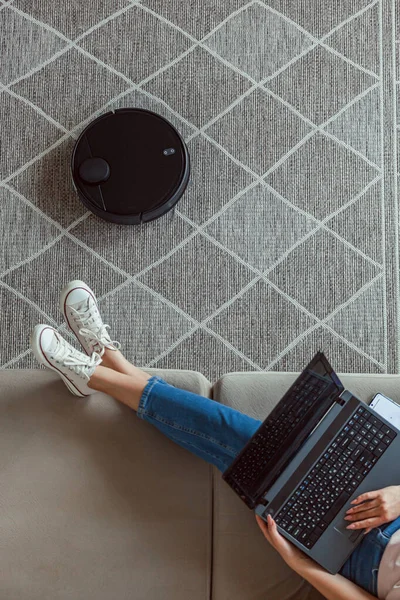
[137,376,261,472]
[137,376,400,592]
[339,517,400,595]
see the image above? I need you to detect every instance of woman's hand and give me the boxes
[255,514,315,571]
[345,485,400,534]
[256,515,378,600]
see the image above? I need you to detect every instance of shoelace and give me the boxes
[70,299,120,356]
[51,336,102,381]
[79,325,121,356]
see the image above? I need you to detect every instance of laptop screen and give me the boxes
[223,352,344,508]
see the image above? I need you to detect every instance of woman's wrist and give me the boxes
[396,485,400,518]
[287,555,319,576]
[291,558,378,600]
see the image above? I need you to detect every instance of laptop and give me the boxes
[223,351,400,573]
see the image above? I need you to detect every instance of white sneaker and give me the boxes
[31,325,102,397]
[60,280,120,357]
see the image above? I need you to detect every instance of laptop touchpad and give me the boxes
[334,522,364,542]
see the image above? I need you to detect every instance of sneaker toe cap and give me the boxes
[38,326,58,353]
[65,286,94,310]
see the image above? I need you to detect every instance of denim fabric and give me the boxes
[340,516,400,595]
[137,376,261,472]
[137,376,400,594]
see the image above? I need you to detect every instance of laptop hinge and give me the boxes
[336,389,349,406]
[326,388,346,407]
[257,497,268,507]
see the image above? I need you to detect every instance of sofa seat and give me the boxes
[0,369,213,600]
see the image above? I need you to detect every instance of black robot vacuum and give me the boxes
[71,108,190,224]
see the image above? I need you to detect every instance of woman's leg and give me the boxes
[99,346,149,379]
[89,350,261,473]
[88,362,151,409]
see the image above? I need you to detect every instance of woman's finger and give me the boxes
[255,514,267,534]
[344,506,381,522]
[266,516,288,546]
[364,527,373,535]
[265,516,303,558]
[351,491,379,505]
[346,500,380,515]
[346,516,383,530]
[264,515,284,550]
[266,515,279,537]
[255,515,272,543]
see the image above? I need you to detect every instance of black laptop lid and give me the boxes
[223,352,344,508]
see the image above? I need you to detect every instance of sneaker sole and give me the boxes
[60,280,98,355]
[30,325,89,398]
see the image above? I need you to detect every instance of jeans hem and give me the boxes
[137,376,164,419]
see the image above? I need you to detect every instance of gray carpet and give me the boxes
[0,0,399,381]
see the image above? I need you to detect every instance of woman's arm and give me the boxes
[298,484,400,597]
[295,558,376,600]
[256,484,400,598]
[256,515,377,600]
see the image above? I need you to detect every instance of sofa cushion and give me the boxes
[0,369,212,600]
[211,372,400,600]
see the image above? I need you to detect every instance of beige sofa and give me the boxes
[1,369,400,600]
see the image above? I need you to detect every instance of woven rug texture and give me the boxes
[0,0,399,380]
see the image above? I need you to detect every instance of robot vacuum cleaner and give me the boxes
[71,108,190,224]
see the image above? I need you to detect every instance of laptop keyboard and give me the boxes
[231,374,329,495]
[274,406,397,549]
